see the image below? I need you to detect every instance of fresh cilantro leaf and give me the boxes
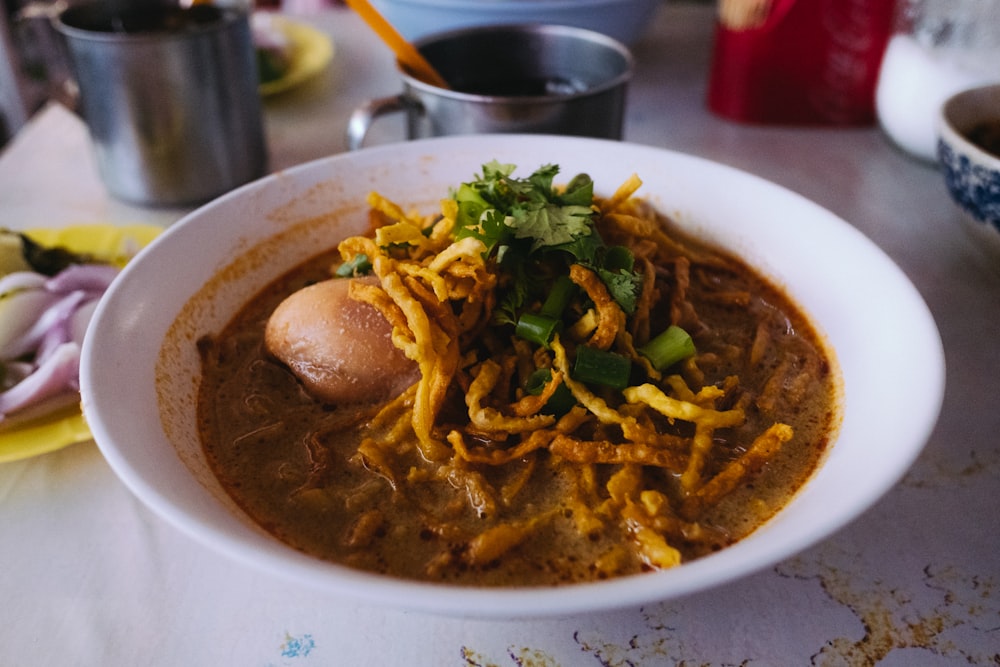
[494,293,519,326]
[493,262,533,325]
[476,161,523,209]
[453,184,488,234]
[558,173,594,207]
[603,245,635,272]
[597,267,642,315]
[549,226,603,265]
[456,205,510,255]
[527,164,559,194]
[452,161,642,322]
[481,160,517,182]
[510,204,594,251]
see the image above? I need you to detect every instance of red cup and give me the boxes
[707,0,895,125]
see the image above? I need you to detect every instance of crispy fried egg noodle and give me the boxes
[337,177,801,573]
[79,135,946,615]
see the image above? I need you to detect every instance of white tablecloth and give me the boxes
[1,5,998,665]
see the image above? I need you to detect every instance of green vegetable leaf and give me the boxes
[482,160,517,183]
[526,163,559,194]
[494,282,525,326]
[597,267,642,316]
[510,204,594,252]
[559,173,595,206]
[455,206,510,256]
[335,253,372,277]
[454,162,598,263]
[452,161,642,325]
[549,228,603,266]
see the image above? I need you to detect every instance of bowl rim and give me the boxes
[81,134,945,618]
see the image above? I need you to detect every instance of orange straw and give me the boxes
[343,0,450,89]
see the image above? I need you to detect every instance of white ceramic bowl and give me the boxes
[81,135,944,618]
[938,83,1000,264]
[369,0,661,46]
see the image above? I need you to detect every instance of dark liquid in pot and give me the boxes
[454,77,588,97]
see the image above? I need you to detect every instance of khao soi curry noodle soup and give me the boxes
[196,162,840,587]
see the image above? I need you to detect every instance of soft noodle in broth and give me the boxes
[196,162,840,586]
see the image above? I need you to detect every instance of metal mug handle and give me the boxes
[346,94,421,151]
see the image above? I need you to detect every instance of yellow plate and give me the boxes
[0,224,162,463]
[258,16,335,97]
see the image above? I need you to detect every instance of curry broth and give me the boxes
[197,203,838,587]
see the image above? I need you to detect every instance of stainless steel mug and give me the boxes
[347,24,634,150]
[53,2,268,206]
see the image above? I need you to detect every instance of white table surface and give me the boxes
[1,4,998,665]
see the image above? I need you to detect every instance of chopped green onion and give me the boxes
[524,368,550,395]
[540,274,576,319]
[638,325,696,371]
[335,253,372,277]
[525,368,576,416]
[515,313,562,348]
[573,345,631,390]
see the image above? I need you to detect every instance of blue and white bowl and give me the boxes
[938,83,1000,264]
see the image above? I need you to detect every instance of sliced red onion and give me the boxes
[34,316,72,368]
[0,271,47,297]
[69,297,100,346]
[45,263,119,295]
[0,289,63,358]
[0,260,122,422]
[0,341,80,422]
[1,290,87,361]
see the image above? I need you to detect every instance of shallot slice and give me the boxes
[0,342,80,422]
[0,289,62,358]
[45,263,119,294]
[0,260,122,422]
[1,290,87,361]
[0,271,47,297]
[69,298,100,346]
